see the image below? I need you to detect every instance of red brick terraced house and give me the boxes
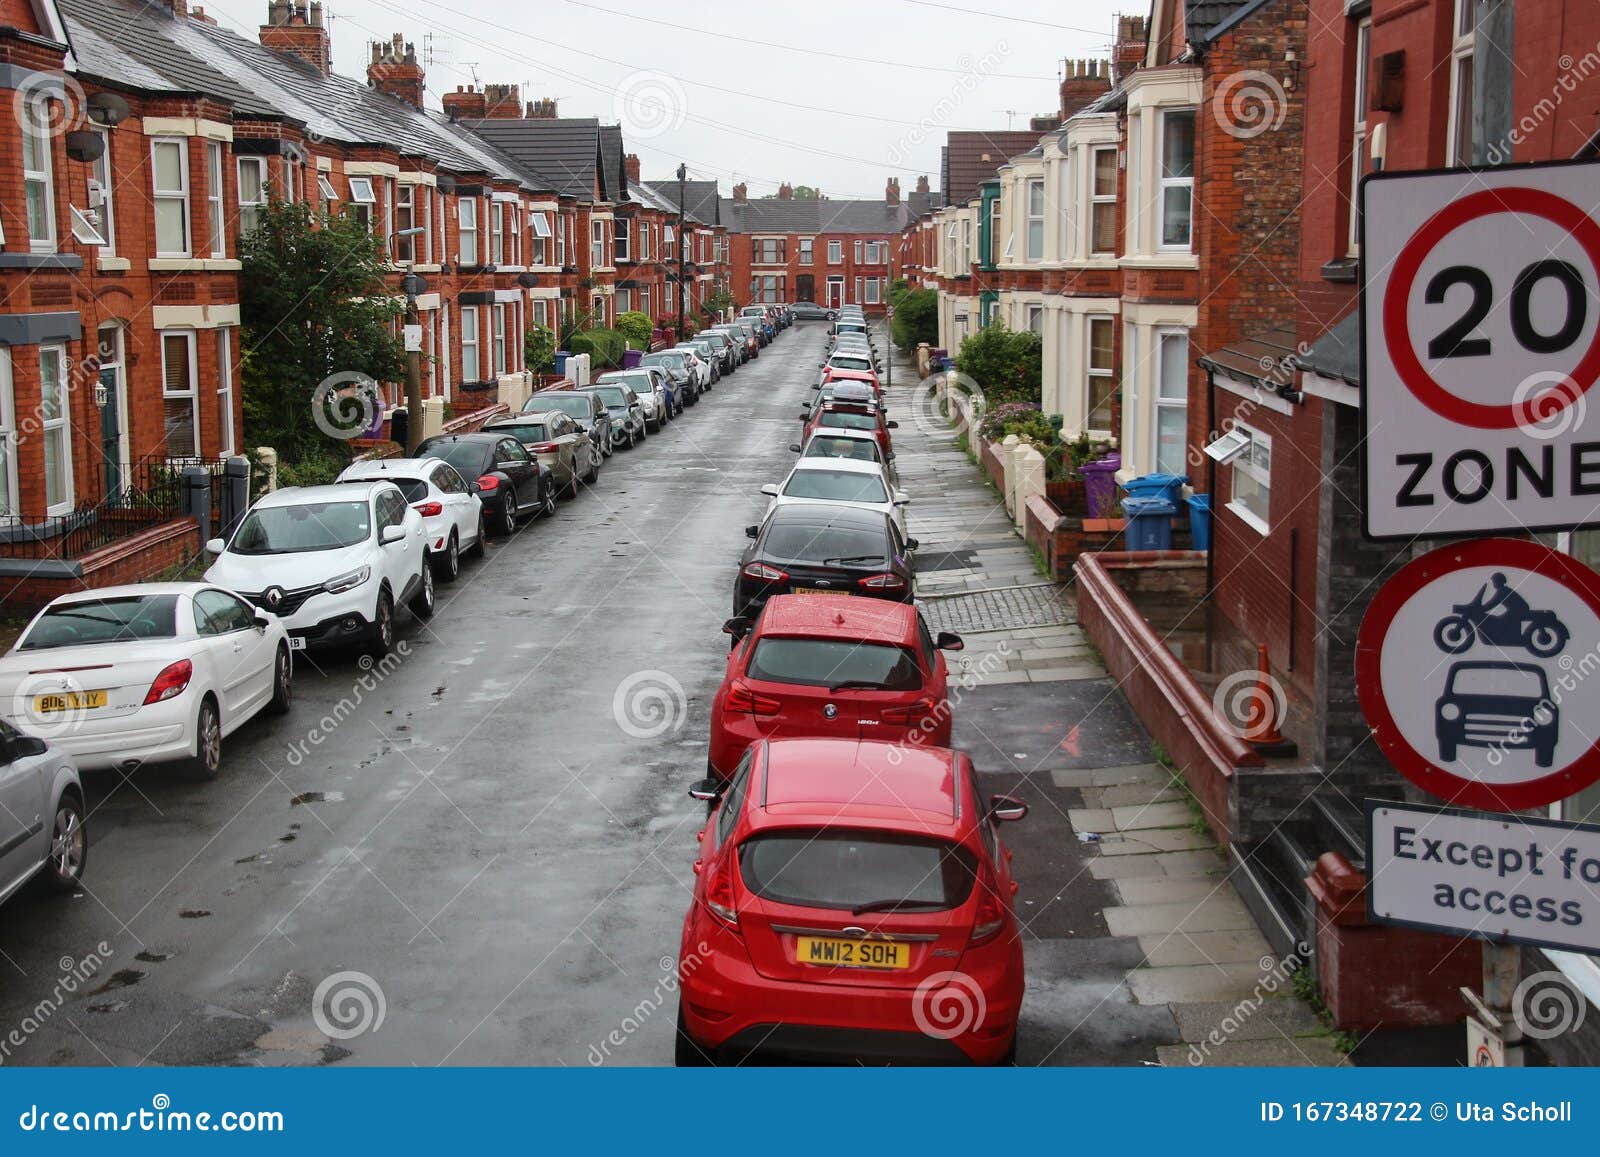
[722,180,911,313]
[895,175,944,292]
[639,176,731,332]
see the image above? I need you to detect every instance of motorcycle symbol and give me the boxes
[1432,574,1569,658]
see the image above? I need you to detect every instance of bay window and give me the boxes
[491,202,504,265]
[460,306,480,382]
[39,345,71,511]
[160,331,199,459]
[217,329,235,456]
[458,197,478,265]
[1159,110,1195,249]
[1026,179,1044,260]
[1228,425,1271,531]
[591,218,605,267]
[531,211,551,264]
[1091,147,1117,254]
[237,157,267,235]
[395,184,417,263]
[615,217,631,261]
[152,138,190,256]
[492,304,507,376]
[207,142,225,258]
[1154,329,1189,474]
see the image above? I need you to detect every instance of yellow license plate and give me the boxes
[793,587,849,596]
[33,690,107,713]
[796,936,910,969]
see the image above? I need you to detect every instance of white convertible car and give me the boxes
[0,582,293,780]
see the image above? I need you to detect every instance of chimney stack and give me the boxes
[261,1,332,76]
[885,177,900,205]
[190,5,219,23]
[442,84,488,121]
[1114,14,1146,83]
[482,83,521,119]
[624,153,641,183]
[916,175,930,193]
[777,182,793,200]
[1060,58,1112,119]
[732,182,748,204]
[525,98,559,119]
[368,34,424,109]
[163,0,190,17]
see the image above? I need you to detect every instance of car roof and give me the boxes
[255,482,390,507]
[484,413,553,425]
[790,456,885,478]
[803,427,880,447]
[758,593,914,644]
[340,457,449,479]
[754,739,961,831]
[36,581,217,606]
[766,502,886,531]
[420,431,501,445]
[825,369,879,384]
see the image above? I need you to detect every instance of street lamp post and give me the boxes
[394,226,428,453]
[676,163,687,342]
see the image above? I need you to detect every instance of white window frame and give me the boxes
[459,197,478,265]
[1086,315,1116,431]
[491,201,505,265]
[237,156,267,236]
[1348,17,1372,256]
[395,183,417,264]
[1153,327,1190,475]
[591,217,605,268]
[460,305,480,383]
[206,141,225,258]
[317,173,338,205]
[1025,179,1045,261]
[349,176,377,234]
[37,345,71,513]
[216,328,235,456]
[151,138,190,258]
[1158,109,1195,251]
[89,127,115,254]
[827,239,842,264]
[159,330,200,461]
[1024,303,1042,333]
[492,303,507,376]
[530,211,552,265]
[615,216,631,262]
[865,277,882,305]
[0,349,15,516]
[798,237,814,265]
[1227,423,1272,534]
[1447,0,1476,166]
[1090,146,1117,256]
[21,110,55,253]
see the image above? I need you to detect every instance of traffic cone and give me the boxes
[1242,644,1295,755]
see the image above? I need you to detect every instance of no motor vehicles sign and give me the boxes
[1360,160,1600,538]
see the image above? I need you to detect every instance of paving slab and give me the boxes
[1128,962,1267,1005]
[1171,997,1325,1043]
[1093,783,1184,808]
[1110,801,1196,831]
[1153,850,1231,876]
[1067,808,1115,833]
[1104,898,1258,938]
[1136,929,1275,967]
[1157,1037,1350,1067]
[1088,854,1170,880]
[1115,877,1232,906]
[1050,763,1167,789]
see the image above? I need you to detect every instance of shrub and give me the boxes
[955,321,1042,407]
[616,311,653,350]
[525,323,557,374]
[568,328,627,369]
[890,286,939,353]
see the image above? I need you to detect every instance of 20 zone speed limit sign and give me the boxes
[1360,161,1600,539]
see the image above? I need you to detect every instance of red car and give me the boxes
[709,594,964,779]
[801,400,896,461]
[676,737,1028,1065]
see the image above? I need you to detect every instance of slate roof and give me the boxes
[718,198,914,235]
[465,118,602,200]
[1187,0,1274,47]
[1294,312,1360,385]
[941,130,1046,206]
[907,188,945,217]
[641,179,723,226]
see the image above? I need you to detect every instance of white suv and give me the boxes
[205,482,434,658]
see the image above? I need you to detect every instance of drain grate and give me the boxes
[918,583,1071,634]
[913,548,980,573]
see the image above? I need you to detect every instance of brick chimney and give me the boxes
[161,0,190,16]
[368,34,423,108]
[885,177,900,206]
[261,1,331,76]
[777,182,793,200]
[483,83,520,119]
[189,5,220,23]
[1060,59,1112,119]
[1115,14,1146,83]
[732,182,747,204]
[443,84,487,121]
[525,98,559,119]
[624,153,641,183]
[916,175,930,193]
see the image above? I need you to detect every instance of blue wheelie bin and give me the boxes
[1122,496,1176,551]
[1186,494,1213,550]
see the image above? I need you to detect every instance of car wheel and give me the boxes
[565,471,581,501]
[43,792,86,893]
[268,643,292,715]
[584,451,600,484]
[465,511,487,558]
[675,1005,712,1067]
[409,558,436,620]
[494,500,517,537]
[540,482,558,519]
[183,697,223,781]
[366,590,396,659]
[434,532,461,582]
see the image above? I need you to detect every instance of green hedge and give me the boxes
[616,311,653,350]
[568,328,627,370]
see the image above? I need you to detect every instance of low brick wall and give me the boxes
[978,437,1005,491]
[0,517,200,613]
[1022,494,1059,571]
[1073,551,1263,843]
[444,403,510,434]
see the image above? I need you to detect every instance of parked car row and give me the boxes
[673,309,1029,1067]
[0,312,797,912]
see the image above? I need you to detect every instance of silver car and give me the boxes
[597,370,670,432]
[0,722,86,906]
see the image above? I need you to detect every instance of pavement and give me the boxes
[0,321,1338,1067]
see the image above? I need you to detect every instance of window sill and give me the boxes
[1226,499,1270,536]
[95,257,132,272]
[411,264,442,274]
[1321,258,1358,283]
[149,257,241,272]
[1119,254,1199,270]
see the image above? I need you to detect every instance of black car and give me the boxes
[579,384,647,449]
[526,389,616,459]
[416,432,555,535]
[733,504,917,619]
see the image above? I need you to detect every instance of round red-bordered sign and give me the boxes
[1355,538,1600,811]
[1382,186,1600,430]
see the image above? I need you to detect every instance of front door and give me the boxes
[795,274,815,303]
[98,326,125,496]
[826,277,844,308]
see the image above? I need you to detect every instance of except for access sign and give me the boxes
[1368,800,1600,955]
[1355,537,1600,812]
[1360,160,1600,539]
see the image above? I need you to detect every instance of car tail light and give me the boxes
[882,696,938,724]
[725,680,781,716]
[476,474,500,493]
[859,573,906,591]
[970,866,1007,945]
[529,442,560,454]
[144,659,194,705]
[703,854,740,929]
[742,562,787,582]
[413,500,443,517]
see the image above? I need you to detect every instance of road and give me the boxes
[0,332,808,1067]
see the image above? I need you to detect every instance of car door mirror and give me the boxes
[788,443,802,453]
[205,537,226,555]
[989,794,1028,822]
[5,734,48,761]
[935,631,964,651]
[253,608,273,630]
[744,524,759,539]
[886,420,899,429]
[688,778,725,803]
[721,616,750,639]
[760,483,779,497]
[893,491,910,505]
[905,537,919,552]
[381,524,407,545]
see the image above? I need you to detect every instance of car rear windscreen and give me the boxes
[784,469,888,504]
[739,832,976,912]
[818,412,878,431]
[532,395,591,419]
[493,423,548,443]
[21,596,180,649]
[748,638,921,691]
[764,522,887,564]
[831,357,872,371]
[802,438,881,463]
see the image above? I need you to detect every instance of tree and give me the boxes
[761,185,821,200]
[240,199,404,463]
[954,321,1043,407]
[525,323,557,373]
[890,286,939,353]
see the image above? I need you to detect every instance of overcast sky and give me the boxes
[198,0,1126,199]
